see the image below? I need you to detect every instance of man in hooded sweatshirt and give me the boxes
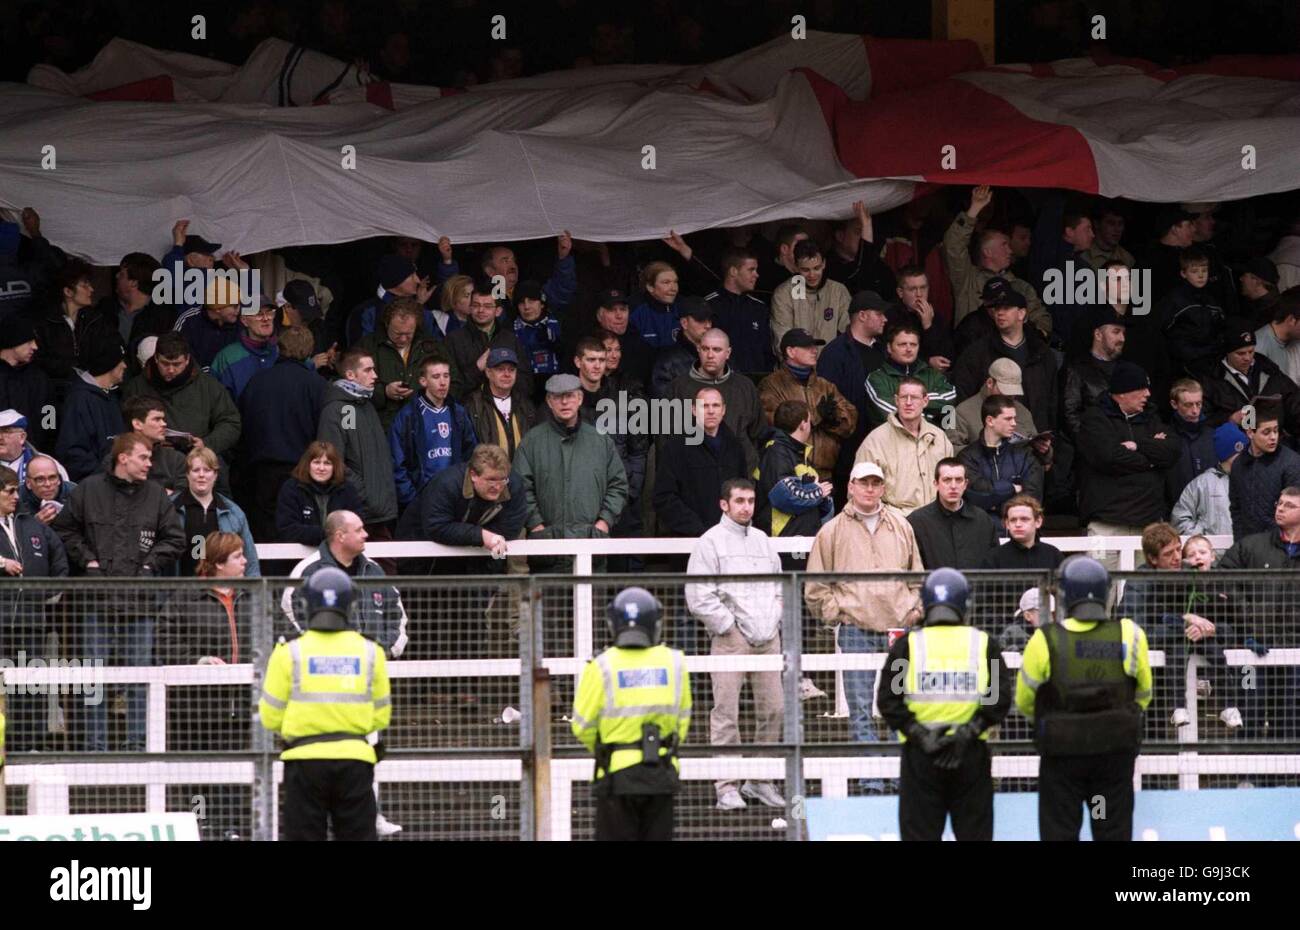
[55,339,128,482]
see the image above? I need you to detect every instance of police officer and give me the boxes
[877,568,1010,841]
[1016,556,1152,841]
[259,567,392,841]
[571,587,692,841]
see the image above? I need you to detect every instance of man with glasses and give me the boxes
[20,454,74,524]
[413,443,526,577]
[211,293,281,402]
[857,376,955,515]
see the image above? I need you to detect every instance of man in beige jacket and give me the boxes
[805,461,923,789]
[856,376,954,515]
[770,240,852,354]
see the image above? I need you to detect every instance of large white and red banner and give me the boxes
[5,33,1297,264]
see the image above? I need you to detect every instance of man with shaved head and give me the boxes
[668,327,767,471]
[282,510,408,659]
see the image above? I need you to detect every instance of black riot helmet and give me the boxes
[606,587,662,648]
[1060,556,1110,622]
[303,566,356,632]
[921,568,970,625]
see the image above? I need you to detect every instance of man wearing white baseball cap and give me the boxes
[805,458,923,790]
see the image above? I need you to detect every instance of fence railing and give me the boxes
[1,564,1295,839]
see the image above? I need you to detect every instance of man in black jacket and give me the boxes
[649,297,715,399]
[91,251,177,372]
[982,495,1063,569]
[1228,402,1300,538]
[0,464,69,751]
[1140,206,1197,306]
[52,431,185,751]
[1076,362,1181,568]
[1202,326,1300,434]
[446,279,533,401]
[906,458,997,569]
[704,248,774,375]
[0,316,54,451]
[958,394,1044,523]
[1164,377,1216,509]
[419,445,526,575]
[239,325,326,539]
[1060,305,1127,439]
[1218,486,1300,740]
[951,288,1058,435]
[565,289,655,387]
[654,386,748,537]
[55,339,128,483]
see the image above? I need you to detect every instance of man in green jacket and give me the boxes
[121,332,242,460]
[513,373,628,572]
[864,322,956,431]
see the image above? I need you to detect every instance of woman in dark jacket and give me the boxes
[156,530,253,838]
[274,440,366,545]
[34,259,97,404]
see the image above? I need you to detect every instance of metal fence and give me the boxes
[1,566,1297,840]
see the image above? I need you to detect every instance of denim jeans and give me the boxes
[839,625,890,744]
[85,614,154,752]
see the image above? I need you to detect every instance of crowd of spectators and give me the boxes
[3,179,1300,756]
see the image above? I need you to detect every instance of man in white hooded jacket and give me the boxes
[685,477,785,811]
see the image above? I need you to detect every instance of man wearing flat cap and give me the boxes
[1075,361,1181,569]
[758,329,857,482]
[512,373,627,572]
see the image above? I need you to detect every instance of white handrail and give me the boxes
[254,534,1236,564]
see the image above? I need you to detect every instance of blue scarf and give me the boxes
[786,363,813,383]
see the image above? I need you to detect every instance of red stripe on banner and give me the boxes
[828,76,1099,192]
[365,81,396,110]
[861,36,985,98]
[795,68,849,135]
[86,75,175,103]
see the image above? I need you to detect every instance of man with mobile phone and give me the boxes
[20,454,73,524]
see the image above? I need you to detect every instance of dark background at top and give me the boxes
[3,0,1297,86]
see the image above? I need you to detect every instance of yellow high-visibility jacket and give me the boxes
[259,629,391,762]
[571,644,691,780]
[1015,617,1152,721]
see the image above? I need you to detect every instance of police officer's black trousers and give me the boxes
[1037,752,1136,841]
[595,794,675,841]
[899,740,993,841]
[283,760,378,841]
